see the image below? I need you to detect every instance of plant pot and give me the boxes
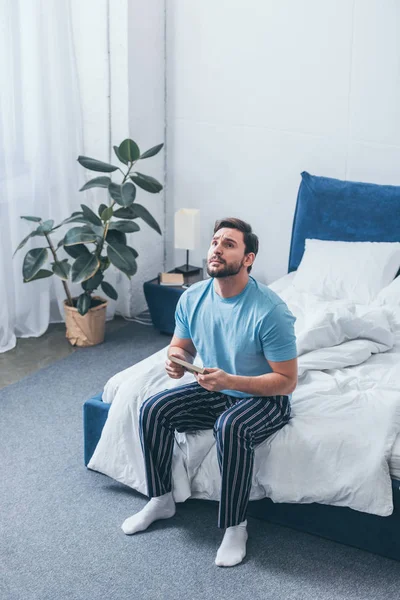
[64,296,108,347]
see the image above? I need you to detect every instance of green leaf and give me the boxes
[108,182,122,204]
[14,231,37,256]
[112,204,161,234]
[108,221,140,233]
[108,181,136,207]
[112,206,137,219]
[118,139,140,162]
[52,259,71,280]
[99,256,111,271]
[98,203,108,217]
[79,176,111,191]
[120,182,136,206]
[64,226,97,246]
[81,204,103,227]
[64,244,90,259]
[127,246,139,259]
[71,253,100,283]
[35,220,54,235]
[113,145,128,166]
[140,143,164,160]
[91,226,105,240]
[23,248,49,281]
[82,269,103,291]
[130,203,161,235]
[77,156,118,173]
[59,213,87,226]
[21,216,42,222]
[130,173,163,193]
[101,281,118,301]
[101,206,114,222]
[106,229,127,246]
[76,293,91,316]
[107,241,137,276]
[24,269,53,282]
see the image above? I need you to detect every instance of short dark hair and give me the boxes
[213,217,259,273]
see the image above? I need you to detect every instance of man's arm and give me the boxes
[196,357,298,396]
[165,334,197,379]
[228,358,297,396]
[168,334,196,362]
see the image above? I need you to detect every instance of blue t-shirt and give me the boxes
[174,276,297,398]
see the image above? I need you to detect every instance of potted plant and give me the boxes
[14,138,163,346]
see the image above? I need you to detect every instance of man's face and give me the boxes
[207,227,253,278]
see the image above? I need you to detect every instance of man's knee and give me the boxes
[140,390,170,425]
[214,412,246,443]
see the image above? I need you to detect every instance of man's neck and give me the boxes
[213,272,250,299]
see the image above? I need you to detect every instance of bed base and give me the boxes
[83,394,400,562]
[246,484,400,562]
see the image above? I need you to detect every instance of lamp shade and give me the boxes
[174,208,200,250]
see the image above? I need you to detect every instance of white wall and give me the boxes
[166,0,400,283]
[70,0,165,316]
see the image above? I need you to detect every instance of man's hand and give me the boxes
[166,336,197,380]
[195,368,231,392]
[165,352,188,379]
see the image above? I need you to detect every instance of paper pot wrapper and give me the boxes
[64,297,108,347]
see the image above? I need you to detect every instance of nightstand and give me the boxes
[143,269,204,334]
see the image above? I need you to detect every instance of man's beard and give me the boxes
[207,257,246,278]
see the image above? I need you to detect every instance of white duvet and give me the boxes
[88,274,400,516]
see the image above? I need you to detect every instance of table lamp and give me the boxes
[174,208,201,274]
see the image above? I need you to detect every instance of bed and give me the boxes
[84,171,400,561]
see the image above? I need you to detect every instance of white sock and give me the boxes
[121,492,176,535]
[215,520,248,567]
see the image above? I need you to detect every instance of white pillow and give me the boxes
[374,275,400,306]
[292,239,400,304]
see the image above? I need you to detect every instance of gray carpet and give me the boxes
[1,321,400,600]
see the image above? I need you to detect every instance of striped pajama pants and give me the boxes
[139,382,291,529]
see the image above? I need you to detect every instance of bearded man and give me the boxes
[121,217,298,567]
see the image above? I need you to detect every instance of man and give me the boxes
[121,217,297,567]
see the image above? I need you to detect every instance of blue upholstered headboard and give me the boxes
[288,171,400,273]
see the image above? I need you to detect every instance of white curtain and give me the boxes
[0,1,90,353]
